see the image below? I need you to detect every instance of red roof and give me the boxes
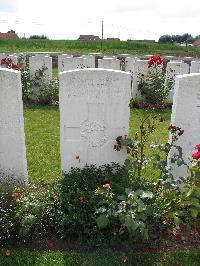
[0,33,19,39]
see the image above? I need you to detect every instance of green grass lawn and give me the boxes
[1,39,200,57]
[1,249,199,266]
[24,106,171,183]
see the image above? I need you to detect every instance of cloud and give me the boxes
[0,0,18,12]
[112,0,155,13]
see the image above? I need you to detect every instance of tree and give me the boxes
[158,35,172,44]
[7,30,16,34]
[181,33,194,43]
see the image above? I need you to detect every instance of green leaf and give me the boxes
[190,208,199,218]
[122,138,132,146]
[96,214,109,229]
[123,216,139,233]
[118,195,126,201]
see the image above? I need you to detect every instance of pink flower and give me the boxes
[175,234,181,241]
[47,241,55,249]
[192,151,200,160]
[190,228,198,235]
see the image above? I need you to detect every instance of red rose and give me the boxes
[192,151,200,160]
[175,234,181,241]
[195,144,200,151]
[47,241,55,249]
[12,64,19,70]
[190,228,198,235]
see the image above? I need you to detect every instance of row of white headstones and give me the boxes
[2,53,200,103]
[0,55,200,184]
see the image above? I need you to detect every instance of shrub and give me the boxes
[138,56,173,105]
[59,164,129,241]
[30,65,59,104]
[21,67,31,101]
[15,182,62,239]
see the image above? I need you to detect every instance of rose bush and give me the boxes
[137,55,173,106]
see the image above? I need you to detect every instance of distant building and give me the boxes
[107,38,120,41]
[0,33,19,39]
[78,35,101,41]
[193,38,200,47]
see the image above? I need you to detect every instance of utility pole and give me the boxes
[101,20,104,50]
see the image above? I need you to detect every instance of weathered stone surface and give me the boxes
[0,68,28,183]
[190,61,200,73]
[170,73,200,178]
[29,55,52,98]
[29,55,52,80]
[132,60,149,98]
[58,54,73,73]
[80,55,95,68]
[98,58,120,70]
[63,57,93,71]
[8,55,18,65]
[59,69,131,172]
[166,61,189,102]
[125,57,139,74]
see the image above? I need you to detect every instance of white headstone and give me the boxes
[0,53,6,61]
[29,55,52,98]
[190,61,200,73]
[63,57,93,71]
[166,61,190,102]
[29,55,52,79]
[125,57,139,74]
[59,69,131,172]
[103,55,118,59]
[80,55,95,68]
[8,55,18,65]
[98,58,120,70]
[58,54,73,74]
[132,60,149,98]
[0,68,28,183]
[170,73,200,178]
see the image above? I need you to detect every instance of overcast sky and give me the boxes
[0,0,200,41]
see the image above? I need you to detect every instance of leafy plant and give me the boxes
[138,56,173,105]
[95,186,154,241]
[21,67,31,100]
[31,65,59,104]
[59,164,129,241]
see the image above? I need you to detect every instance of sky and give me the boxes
[0,0,200,41]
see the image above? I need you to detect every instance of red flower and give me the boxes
[195,144,200,152]
[190,228,198,235]
[192,151,200,160]
[175,234,181,241]
[47,241,55,249]
[12,64,19,70]
[179,223,184,231]
[147,55,164,68]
